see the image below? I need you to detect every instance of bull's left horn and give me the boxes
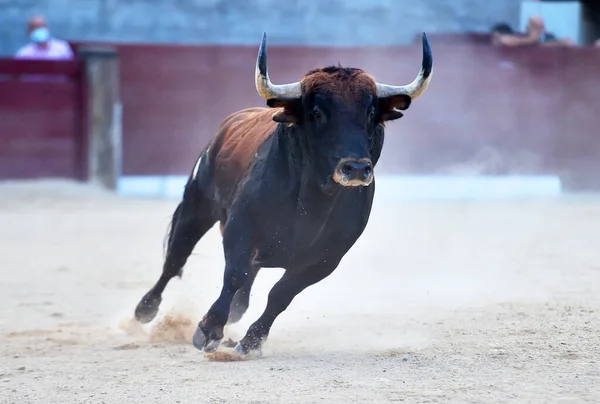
[255,32,302,101]
[375,32,433,100]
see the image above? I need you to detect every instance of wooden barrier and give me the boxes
[7,41,600,191]
[75,41,597,190]
[78,46,122,190]
[0,59,87,180]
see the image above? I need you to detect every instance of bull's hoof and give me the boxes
[222,338,238,348]
[134,294,162,324]
[226,306,246,325]
[192,326,222,353]
[234,341,263,358]
[227,291,249,325]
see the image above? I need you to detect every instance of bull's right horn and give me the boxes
[255,32,302,101]
[375,32,433,100]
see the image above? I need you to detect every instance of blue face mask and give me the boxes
[30,27,50,44]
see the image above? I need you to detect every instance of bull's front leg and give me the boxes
[192,218,254,353]
[234,259,340,356]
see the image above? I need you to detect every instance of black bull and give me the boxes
[134,32,433,356]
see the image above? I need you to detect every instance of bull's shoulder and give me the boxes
[211,107,280,205]
[215,107,277,158]
[218,107,274,134]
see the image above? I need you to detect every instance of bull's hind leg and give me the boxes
[227,264,260,325]
[134,180,216,324]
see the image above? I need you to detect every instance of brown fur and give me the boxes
[301,67,377,99]
[211,107,277,205]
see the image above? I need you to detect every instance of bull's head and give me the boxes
[255,32,432,190]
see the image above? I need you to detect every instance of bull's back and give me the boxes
[210,107,278,207]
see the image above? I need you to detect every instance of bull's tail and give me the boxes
[162,202,183,259]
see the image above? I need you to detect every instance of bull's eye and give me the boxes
[312,106,322,121]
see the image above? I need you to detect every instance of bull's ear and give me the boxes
[378,95,411,122]
[272,109,296,123]
[267,98,302,124]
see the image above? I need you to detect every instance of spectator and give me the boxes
[492,16,575,47]
[15,15,74,60]
[491,23,516,36]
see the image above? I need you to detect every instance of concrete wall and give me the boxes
[1,0,522,56]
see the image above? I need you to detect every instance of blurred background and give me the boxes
[2,3,600,401]
[1,0,600,198]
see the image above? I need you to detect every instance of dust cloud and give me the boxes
[117,299,201,344]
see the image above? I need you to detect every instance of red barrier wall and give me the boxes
[0,59,86,180]
[6,41,598,191]
[73,41,600,190]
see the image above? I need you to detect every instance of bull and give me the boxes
[134,32,433,356]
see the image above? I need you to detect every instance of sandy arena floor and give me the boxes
[0,179,598,404]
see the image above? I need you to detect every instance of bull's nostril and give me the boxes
[341,164,354,176]
[335,159,373,184]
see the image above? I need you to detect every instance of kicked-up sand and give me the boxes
[0,179,598,403]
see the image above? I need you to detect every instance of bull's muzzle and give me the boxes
[333,158,374,187]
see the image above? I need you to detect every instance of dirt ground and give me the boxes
[0,179,598,404]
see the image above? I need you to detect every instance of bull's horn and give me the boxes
[255,32,302,101]
[375,32,433,100]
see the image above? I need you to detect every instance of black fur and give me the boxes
[134,61,424,355]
